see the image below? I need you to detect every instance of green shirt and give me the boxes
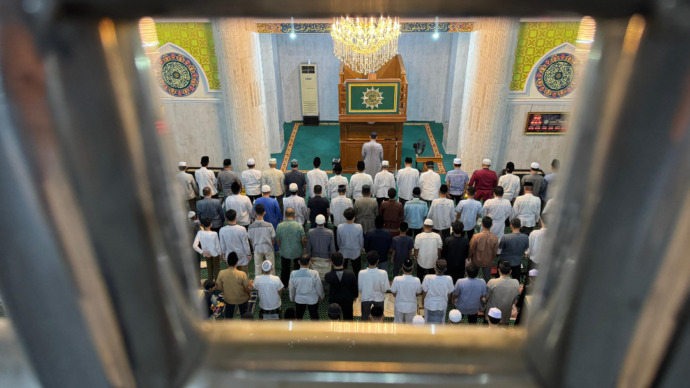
[276,220,306,259]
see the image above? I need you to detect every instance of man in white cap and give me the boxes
[177,161,199,211]
[248,203,276,276]
[252,260,284,320]
[412,315,425,326]
[522,162,546,200]
[419,161,441,205]
[396,157,419,206]
[486,307,502,327]
[448,309,463,325]
[225,182,254,228]
[485,260,520,325]
[421,259,454,324]
[195,156,218,198]
[373,160,396,207]
[327,163,349,199]
[350,161,374,200]
[306,214,336,280]
[219,209,252,272]
[254,185,282,232]
[362,131,383,178]
[445,158,469,205]
[261,158,285,211]
[391,258,422,323]
[482,186,513,242]
[284,159,307,198]
[241,158,262,203]
[307,157,329,199]
[468,159,498,202]
[282,184,308,226]
[414,219,443,282]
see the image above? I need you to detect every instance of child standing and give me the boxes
[193,217,221,281]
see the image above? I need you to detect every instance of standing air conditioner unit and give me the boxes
[299,63,319,126]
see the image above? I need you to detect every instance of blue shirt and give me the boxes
[404,198,429,229]
[452,277,487,314]
[445,169,469,196]
[337,223,364,259]
[196,197,224,229]
[307,196,329,228]
[391,235,414,263]
[455,199,482,231]
[499,232,529,267]
[364,229,392,263]
[254,196,282,230]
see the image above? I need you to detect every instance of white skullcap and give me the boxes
[269,158,277,164]
[424,219,434,226]
[488,307,502,319]
[382,160,389,167]
[453,158,462,165]
[529,269,539,277]
[315,214,326,225]
[412,315,425,326]
[289,183,298,192]
[187,211,196,219]
[482,159,492,166]
[261,185,271,193]
[531,162,540,170]
[261,260,273,272]
[449,309,462,323]
[247,158,256,165]
[178,161,187,167]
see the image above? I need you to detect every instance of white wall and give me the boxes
[259,34,285,153]
[163,101,227,166]
[442,33,471,152]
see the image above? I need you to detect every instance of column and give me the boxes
[213,18,270,171]
[456,18,519,173]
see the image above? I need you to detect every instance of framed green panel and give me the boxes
[346,82,400,114]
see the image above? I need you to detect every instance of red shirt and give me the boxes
[469,169,498,201]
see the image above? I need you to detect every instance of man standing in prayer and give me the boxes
[373,160,396,206]
[482,186,513,242]
[354,185,378,234]
[421,259,455,324]
[261,158,285,211]
[364,215,393,273]
[485,260,520,324]
[252,260,284,320]
[442,222,470,284]
[379,188,404,235]
[499,218,529,280]
[216,252,251,319]
[498,162,521,203]
[254,185,282,232]
[282,183,308,226]
[177,161,198,211]
[196,187,224,233]
[362,131,383,178]
[241,158,262,203]
[358,251,390,321]
[428,184,456,240]
[396,157,420,206]
[522,162,546,200]
[225,182,253,229]
[307,185,330,229]
[511,182,541,231]
[543,159,560,202]
[451,263,487,324]
[331,185,354,231]
[327,163,349,199]
[275,208,306,287]
[219,210,252,273]
[445,158,469,204]
[390,222,414,277]
[306,214,336,280]
[419,161,441,205]
[289,255,324,320]
[284,159,307,198]
[195,156,217,198]
[217,158,241,200]
[324,253,358,321]
[390,259,422,323]
[414,219,443,282]
[468,216,499,283]
[350,161,374,200]
[455,187,483,241]
[404,187,429,237]
[527,215,549,268]
[468,159,498,202]
[193,217,221,281]
[337,208,365,275]
[307,157,329,199]
[248,204,276,276]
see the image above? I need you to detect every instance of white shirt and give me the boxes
[527,228,547,263]
[422,274,455,311]
[241,169,262,196]
[498,173,521,201]
[306,168,329,198]
[396,167,420,200]
[195,167,217,196]
[283,195,309,224]
[177,171,198,200]
[358,267,390,302]
[483,197,513,240]
[289,268,324,304]
[414,232,443,269]
[327,175,349,199]
[419,170,441,201]
[225,194,253,226]
[253,274,284,310]
[373,170,396,198]
[193,230,221,257]
[247,220,276,254]
[219,224,252,265]
[391,274,422,313]
[427,198,456,231]
[330,195,354,226]
[349,172,374,200]
[511,193,541,227]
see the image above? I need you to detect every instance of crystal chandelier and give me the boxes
[331,16,401,74]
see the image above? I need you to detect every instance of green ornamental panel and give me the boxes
[346,82,400,114]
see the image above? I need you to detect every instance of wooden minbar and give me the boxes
[338,55,408,173]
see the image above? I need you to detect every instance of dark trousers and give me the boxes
[361,300,384,321]
[344,257,362,276]
[511,265,522,282]
[224,301,248,319]
[271,194,284,213]
[399,198,408,206]
[334,299,354,320]
[376,197,386,207]
[433,228,451,240]
[466,229,475,242]
[295,302,319,320]
[480,266,492,283]
[416,264,434,282]
[187,198,197,212]
[281,256,300,288]
[411,228,422,238]
[450,194,463,205]
[248,194,260,204]
[467,313,478,324]
[206,256,220,280]
[448,266,465,284]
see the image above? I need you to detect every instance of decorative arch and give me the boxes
[522,42,577,98]
[157,43,212,96]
